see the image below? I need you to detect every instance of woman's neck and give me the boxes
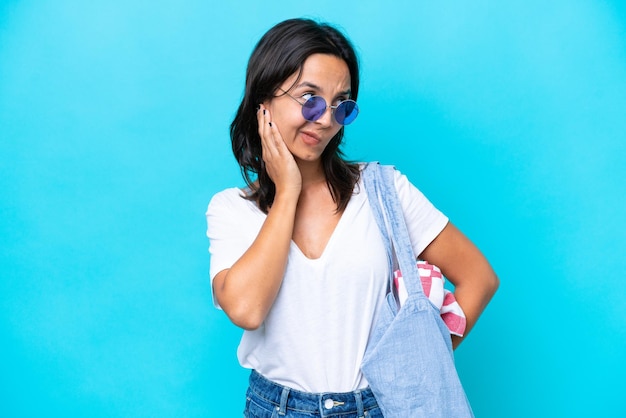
[297,160,326,188]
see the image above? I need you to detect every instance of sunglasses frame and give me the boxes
[279,89,359,126]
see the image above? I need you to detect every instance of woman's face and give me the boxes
[264,53,352,164]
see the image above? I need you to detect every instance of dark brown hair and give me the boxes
[230,18,361,213]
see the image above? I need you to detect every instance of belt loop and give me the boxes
[278,386,290,416]
[355,390,364,418]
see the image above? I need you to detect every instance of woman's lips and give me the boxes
[300,130,321,145]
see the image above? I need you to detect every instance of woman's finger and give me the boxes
[258,105,288,159]
[256,105,301,191]
[258,105,278,159]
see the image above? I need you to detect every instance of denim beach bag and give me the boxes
[360,163,474,418]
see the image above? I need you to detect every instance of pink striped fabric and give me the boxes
[393,261,466,337]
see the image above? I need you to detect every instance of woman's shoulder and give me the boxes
[358,161,406,182]
[359,162,428,202]
[357,161,399,171]
[207,187,256,215]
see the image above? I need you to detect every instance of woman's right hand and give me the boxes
[257,105,302,198]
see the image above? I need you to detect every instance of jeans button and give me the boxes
[324,398,334,409]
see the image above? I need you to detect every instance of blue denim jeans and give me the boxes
[244,370,384,418]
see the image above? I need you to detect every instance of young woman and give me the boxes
[206,18,499,417]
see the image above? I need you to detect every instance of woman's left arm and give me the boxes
[419,222,499,349]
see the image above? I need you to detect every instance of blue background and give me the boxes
[1,1,625,416]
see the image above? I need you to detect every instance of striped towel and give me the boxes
[393,261,467,337]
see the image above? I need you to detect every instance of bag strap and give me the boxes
[362,162,425,297]
[361,163,394,293]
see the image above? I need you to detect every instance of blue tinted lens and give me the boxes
[301,96,326,122]
[335,100,359,125]
[301,96,359,125]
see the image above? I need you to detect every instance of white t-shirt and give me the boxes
[206,166,448,393]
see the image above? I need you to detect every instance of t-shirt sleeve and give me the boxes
[206,189,258,308]
[394,169,449,258]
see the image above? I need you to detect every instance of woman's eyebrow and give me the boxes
[294,82,352,97]
[294,81,321,91]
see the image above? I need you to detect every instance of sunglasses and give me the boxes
[281,90,359,125]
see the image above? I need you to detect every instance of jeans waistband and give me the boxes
[247,370,379,416]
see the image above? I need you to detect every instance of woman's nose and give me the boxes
[314,105,334,126]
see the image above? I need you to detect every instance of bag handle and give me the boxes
[362,162,425,298]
